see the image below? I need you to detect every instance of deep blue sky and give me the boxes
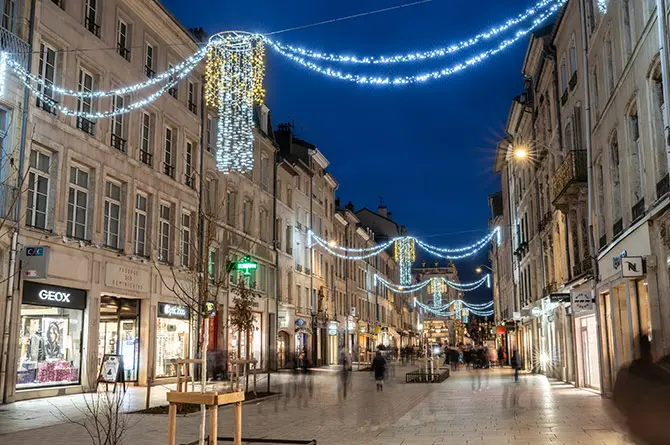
[162,0,533,303]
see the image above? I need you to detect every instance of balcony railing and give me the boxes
[168,87,178,99]
[657,173,669,199]
[188,101,197,114]
[139,149,153,166]
[185,173,195,188]
[543,282,557,297]
[613,218,623,238]
[632,198,645,222]
[0,26,30,68]
[286,246,293,255]
[561,89,568,106]
[85,16,100,38]
[110,134,127,152]
[37,97,58,115]
[551,150,587,204]
[117,44,131,61]
[599,233,607,251]
[145,66,155,78]
[163,163,175,179]
[76,117,95,136]
[296,264,303,272]
[572,261,583,278]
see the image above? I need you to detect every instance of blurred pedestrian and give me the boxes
[371,350,387,391]
[338,348,352,401]
[511,348,521,382]
[498,347,504,368]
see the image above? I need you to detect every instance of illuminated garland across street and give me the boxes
[395,237,416,286]
[376,274,489,293]
[266,0,563,65]
[414,299,494,317]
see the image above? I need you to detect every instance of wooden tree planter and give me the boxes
[166,391,245,445]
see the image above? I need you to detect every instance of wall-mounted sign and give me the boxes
[105,264,149,293]
[327,321,339,336]
[235,256,258,276]
[612,250,628,271]
[571,291,594,314]
[158,302,189,319]
[19,246,50,279]
[549,293,570,304]
[22,281,87,309]
[278,310,289,329]
[512,311,521,320]
[295,318,306,327]
[620,256,645,278]
[531,307,542,317]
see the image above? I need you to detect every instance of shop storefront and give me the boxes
[572,289,600,390]
[98,296,140,382]
[155,302,190,378]
[229,311,263,368]
[16,282,86,390]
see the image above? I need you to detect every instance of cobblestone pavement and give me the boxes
[0,366,641,445]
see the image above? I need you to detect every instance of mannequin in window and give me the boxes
[27,328,45,361]
[44,322,62,359]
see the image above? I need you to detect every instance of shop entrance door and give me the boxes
[99,297,140,381]
[581,325,591,387]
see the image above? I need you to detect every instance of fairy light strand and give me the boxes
[265,0,563,65]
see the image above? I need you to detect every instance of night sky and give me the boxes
[162,0,535,304]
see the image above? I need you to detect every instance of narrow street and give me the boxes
[0,367,637,445]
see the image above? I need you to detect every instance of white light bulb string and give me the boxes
[415,299,494,316]
[376,274,489,293]
[309,230,395,253]
[309,234,391,260]
[265,0,563,65]
[7,47,208,99]
[418,227,500,253]
[267,4,561,85]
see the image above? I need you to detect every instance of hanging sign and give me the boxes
[620,257,645,278]
[278,310,289,328]
[571,291,595,314]
[327,321,339,336]
[295,317,306,327]
[19,246,50,279]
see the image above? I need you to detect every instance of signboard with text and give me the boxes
[571,291,595,315]
[158,302,190,319]
[19,246,50,279]
[22,281,87,309]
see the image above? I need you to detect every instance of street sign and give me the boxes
[19,246,50,279]
[235,256,258,276]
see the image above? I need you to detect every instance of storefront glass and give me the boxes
[98,297,140,381]
[155,302,190,378]
[229,312,263,367]
[17,282,86,389]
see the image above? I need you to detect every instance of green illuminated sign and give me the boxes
[235,256,258,276]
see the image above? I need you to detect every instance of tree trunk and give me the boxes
[245,330,250,392]
[198,317,210,445]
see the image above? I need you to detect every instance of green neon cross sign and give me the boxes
[235,256,258,276]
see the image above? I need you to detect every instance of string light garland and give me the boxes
[206,32,266,173]
[414,299,494,317]
[429,277,444,307]
[394,238,416,286]
[309,230,395,253]
[597,0,608,13]
[268,5,561,85]
[376,274,489,293]
[0,52,7,97]
[266,0,563,65]
[311,232,392,259]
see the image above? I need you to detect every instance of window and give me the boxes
[2,0,15,32]
[188,82,197,113]
[628,102,643,205]
[259,208,267,242]
[569,43,577,77]
[206,115,213,152]
[111,95,126,152]
[181,212,191,267]
[84,0,100,37]
[564,121,574,152]
[208,247,217,283]
[622,0,634,58]
[285,224,292,254]
[287,187,293,208]
[185,141,193,187]
[145,43,155,78]
[586,0,596,35]
[243,199,252,233]
[26,150,50,230]
[260,154,269,191]
[159,203,171,263]
[168,63,178,98]
[77,69,95,135]
[103,181,122,249]
[116,18,130,60]
[650,64,668,188]
[134,194,148,256]
[277,180,282,201]
[226,189,236,226]
[163,127,175,178]
[140,112,153,166]
[304,178,309,194]
[605,35,615,95]
[67,166,89,240]
[560,60,568,94]
[37,43,57,113]
[592,67,600,118]
[610,131,622,225]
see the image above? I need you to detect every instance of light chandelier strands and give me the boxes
[430,277,443,307]
[394,238,416,286]
[265,0,563,65]
[269,4,561,85]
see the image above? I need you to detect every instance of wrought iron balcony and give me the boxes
[188,101,197,114]
[551,150,587,210]
[145,66,155,78]
[543,282,557,297]
[110,133,127,152]
[163,162,175,179]
[613,218,623,238]
[117,44,131,61]
[599,233,607,251]
[85,16,100,38]
[169,86,178,99]
[139,149,153,166]
[76,117,95,136]
[0,26,30,67]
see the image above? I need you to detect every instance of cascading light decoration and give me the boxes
[394,237,416,286]
[429,277,444,307]
[205,31,266,174]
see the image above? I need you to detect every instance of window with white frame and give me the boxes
[37,43,57,112]
[26,150,50,230]
[622,0,634,57]
[103,181,122,248]
[181,212,191,267]
[185,141,193,187]
[560,59,568,94]
[605,34,615,95]
[163,127,174,178]
[84,0,100,37]
[134,194,148,256]
[111,95,126,151]
[260,154,269,191]
[569,42,577,77]
[116,18,130,60]
[2,0,16,32]
[628,101,643,205]
[243,199,252,233]
[67,165,89,239]
[188,82,197,113]
[140,111,153,165]
[77,68,95,135]
[159,203,171,263]
[259,208,267,242]
[168,63,178,98]
[145,42,155,78]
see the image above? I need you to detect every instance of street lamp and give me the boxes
[328,239,337,248]
[476,265,493,274]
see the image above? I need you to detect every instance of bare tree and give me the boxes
[228,278,259,391]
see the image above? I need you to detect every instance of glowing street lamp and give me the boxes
[328,240,337,248]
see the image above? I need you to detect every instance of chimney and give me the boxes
[345,201,355,212]
[387,212,393,220]
[335,198,341,209]
[378,205,388,217]
[189,27,207,42]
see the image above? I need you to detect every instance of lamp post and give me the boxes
[475,265,493,274]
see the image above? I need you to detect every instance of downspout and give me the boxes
[1,0,36,403]
[579,0,604,394]
[270,148,278,386]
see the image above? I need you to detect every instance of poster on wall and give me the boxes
[97,354,126,392]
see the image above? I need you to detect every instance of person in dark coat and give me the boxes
[371,350,387,391]
[511,349,521,382]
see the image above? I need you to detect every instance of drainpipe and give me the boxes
[0,0,36,403]
[270,149,278,389]
[579,0,604,394]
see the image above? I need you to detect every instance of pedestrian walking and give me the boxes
[511,348,521,382]
[371,350,387,391]
[498,347,504,368]
[338,348,352,401]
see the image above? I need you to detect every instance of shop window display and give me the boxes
[17,282,86,389]
[155,303,190,378]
